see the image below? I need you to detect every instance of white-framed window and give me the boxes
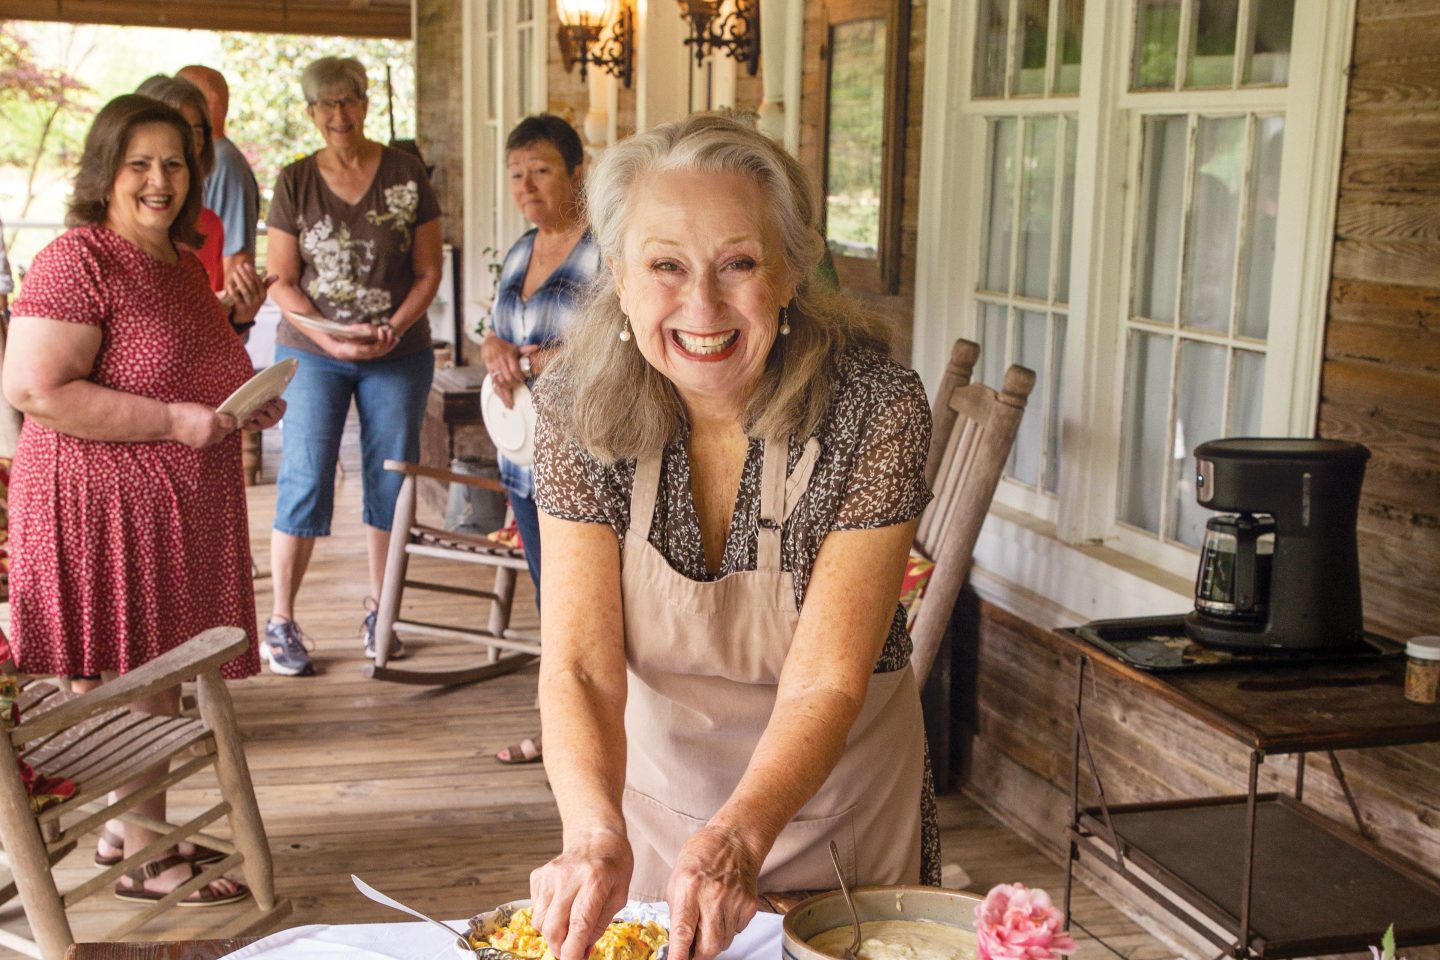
[462,0,548,315]
[913,0,1352,608]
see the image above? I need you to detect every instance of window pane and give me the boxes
[517,26,533,113]
[1134,0,1181,90]
[1181,116,1244,333]
[1237,116,1284,340]
[1013,0,1050,96]
[1043,314,1067,493]
[1186,0,1239,89]
[1056,0,1084,94]
[983,118,1018,293]
[486,36,498,119]
[1168,340,1227,547]
[825,20,887,260]
[487,0,497,27]
[980,302,1010,389]
[1055,118,1078,304]
[973,0,1009,98]
[1244,0,1294,86]
[1119,331,1173,533]
[518,0,534,20]
[1228,349,1264,437]
[1008,310,1048,485]
[1018,117,1058,301]
[1133,116,1187,324]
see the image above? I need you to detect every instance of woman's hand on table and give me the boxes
[664,824,763,960]
[530,828,634,960]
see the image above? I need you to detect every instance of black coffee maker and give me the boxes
[1184,438,1371,652]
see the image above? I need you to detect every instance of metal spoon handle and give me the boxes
[828,841,862,959]
[352,874,471,951]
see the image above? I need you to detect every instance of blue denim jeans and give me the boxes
[272,345,434,537]
[509,490,542,610]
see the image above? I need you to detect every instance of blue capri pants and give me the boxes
[272,344,434,537]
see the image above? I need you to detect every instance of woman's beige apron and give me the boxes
[620,436,924,901]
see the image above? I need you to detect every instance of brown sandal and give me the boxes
[96,830,225,868]
[495,736,542,765]
[113,854,249,908]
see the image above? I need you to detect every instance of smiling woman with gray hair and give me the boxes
[261,55,443,677]
[528,113,938,960]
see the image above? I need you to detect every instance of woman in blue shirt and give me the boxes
[484,116,599,764]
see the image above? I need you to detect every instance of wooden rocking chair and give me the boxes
[0,627,290,959]
[366,460,541,686]
[909,339,1035,688]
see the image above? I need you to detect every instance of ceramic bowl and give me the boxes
[781,886,983,960]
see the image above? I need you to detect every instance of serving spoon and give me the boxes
[828,841,863,960]
[351,874,476,956]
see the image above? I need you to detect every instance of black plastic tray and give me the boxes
[1074,615,1403,672]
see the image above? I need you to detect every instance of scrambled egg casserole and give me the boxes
[469,907,668,960]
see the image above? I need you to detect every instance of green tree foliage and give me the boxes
[216,32,415,213]
[0,22,91,218]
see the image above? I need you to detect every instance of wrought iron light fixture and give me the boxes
[676,0,761,75]
[557,0,634,88]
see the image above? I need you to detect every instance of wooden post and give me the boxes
[375,470,418,667]
[0,732,73,959]
[195,670,276,912]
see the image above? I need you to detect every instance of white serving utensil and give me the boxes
[351,874,474,955]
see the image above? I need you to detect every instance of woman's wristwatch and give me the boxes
[519,355,533,377]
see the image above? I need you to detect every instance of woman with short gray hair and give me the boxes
[529,113,938,960]
[262,55,442,677]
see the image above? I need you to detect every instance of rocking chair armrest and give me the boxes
[10,627,248,747]
[383,459,507,493]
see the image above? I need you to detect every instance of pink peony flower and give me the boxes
[974,883,1079,960]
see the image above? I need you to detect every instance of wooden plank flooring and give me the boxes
[0,426,1173,958]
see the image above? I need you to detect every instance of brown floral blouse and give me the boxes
[533,346,934,672]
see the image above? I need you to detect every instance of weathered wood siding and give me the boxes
[967,1,1440,947]
[1324,0,1440,646]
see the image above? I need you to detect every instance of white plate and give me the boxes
[284,308,380,341]
[217,357,299,421]
[480,375,536,467]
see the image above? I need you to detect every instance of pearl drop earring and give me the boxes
[619,314,632,342]
[779,306,792,336]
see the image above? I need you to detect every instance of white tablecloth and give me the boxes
[221,906,785,960]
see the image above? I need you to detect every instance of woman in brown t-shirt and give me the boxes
[263,56,442,677]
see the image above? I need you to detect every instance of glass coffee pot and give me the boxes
[1194,512,1276,622]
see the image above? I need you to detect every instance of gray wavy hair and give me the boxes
[545,112,891,463]
[301,57,368,105]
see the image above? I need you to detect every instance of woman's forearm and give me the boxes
[387,268,442,335]
[13,378,180,443]
[540,661,630,841]
[536,514,632,842]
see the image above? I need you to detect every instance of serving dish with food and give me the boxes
[462,899,668,960]
[783,886,982,960]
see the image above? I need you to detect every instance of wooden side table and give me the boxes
[1054,629,1440,959]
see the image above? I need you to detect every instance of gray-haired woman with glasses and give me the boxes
[262,56,443,677]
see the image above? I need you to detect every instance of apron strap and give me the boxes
[758,436,790,570]
[783,437,822,522]
[630,451,664,543]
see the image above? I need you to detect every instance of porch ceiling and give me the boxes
[0,0,412,39]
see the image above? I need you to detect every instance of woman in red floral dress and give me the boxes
[2,94,283,906]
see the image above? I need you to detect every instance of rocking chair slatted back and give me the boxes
[909,340,1035,688]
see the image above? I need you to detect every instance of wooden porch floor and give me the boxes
[0,430,1173,959]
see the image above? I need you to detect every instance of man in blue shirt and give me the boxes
[179,65,260,284]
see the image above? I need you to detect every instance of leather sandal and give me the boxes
[96,829,225,868]
[495,736,542,765]
[94,828,126,867]
[113,854,249,908]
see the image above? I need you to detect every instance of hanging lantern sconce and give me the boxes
[676,0,761,75]
[556,0,635,87]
